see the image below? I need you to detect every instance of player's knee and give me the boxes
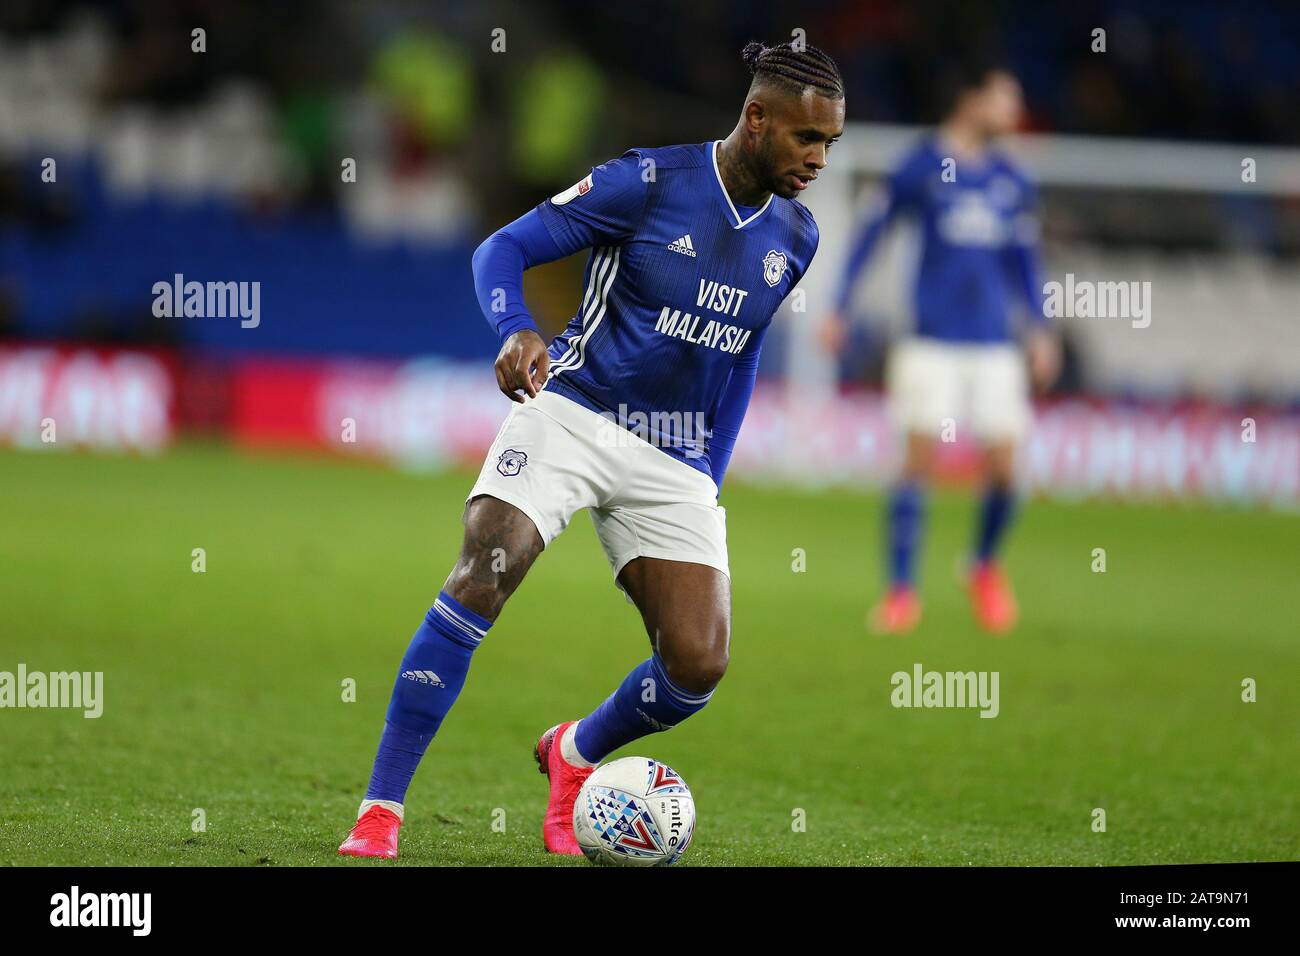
[987,472,1014,493]
[444,497,542,621]
[442,555,513,622]
[983,446,1017,489]
[658,619,730,694]
[902,436,936,480]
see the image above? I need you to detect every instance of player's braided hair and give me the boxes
[741,40,844,99]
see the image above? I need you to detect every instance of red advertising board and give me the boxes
[0,345,175,452]
[3,346,1295,506]
[227,354,1300,506]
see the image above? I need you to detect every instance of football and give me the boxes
[573,757,696,866]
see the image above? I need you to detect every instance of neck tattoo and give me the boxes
[716,141,769,208]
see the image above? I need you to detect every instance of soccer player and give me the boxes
[339,40,844,859]
[817,63,1059,636]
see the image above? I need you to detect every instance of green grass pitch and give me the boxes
[1,444,1296,866]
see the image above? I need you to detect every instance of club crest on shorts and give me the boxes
[496,448,528,477]
[762,249,787,287]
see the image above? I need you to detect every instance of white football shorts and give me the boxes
[466,390,728,584]
[886,336,1031,443]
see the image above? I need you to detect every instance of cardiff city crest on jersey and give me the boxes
[762,249,787,288]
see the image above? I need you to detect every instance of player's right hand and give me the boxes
[495,329,550,403]
[1026,326,1061,393]
[815,310,848,355]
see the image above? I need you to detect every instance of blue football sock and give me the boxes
[974,485,1016,563]
[887,481,926,588]
[573,654,713,764]
[364,592,489,804]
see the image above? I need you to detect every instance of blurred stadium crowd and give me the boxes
[0,0,1296,502]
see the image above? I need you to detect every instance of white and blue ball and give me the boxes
[573,756,695,866]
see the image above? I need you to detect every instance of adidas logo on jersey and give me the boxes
[402,670,445,687]
[667,234,697,257]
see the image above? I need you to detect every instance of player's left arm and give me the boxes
[1006,180,1060,392]
[709,221,816,493]
[707,324,767,495]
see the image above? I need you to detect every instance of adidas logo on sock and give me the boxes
[402,670,445,687]
[667,234,697,257]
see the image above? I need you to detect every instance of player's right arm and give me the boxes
[1003,178,1061,392]
[471,152,649,402]
[817,150,921,353]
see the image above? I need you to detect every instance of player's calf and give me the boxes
[343,590,491,857]
[340,496,543,859]
[571,562,731,766]
[536,653,719,855]
[535,561,729,854]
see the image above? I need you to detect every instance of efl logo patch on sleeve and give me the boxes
[551,174,594,206]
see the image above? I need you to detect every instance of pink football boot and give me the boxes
[534,721,593,855]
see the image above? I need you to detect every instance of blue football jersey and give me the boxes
[535,141,819,476]
[836,136,1045,343]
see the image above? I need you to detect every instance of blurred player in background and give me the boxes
[339,40,844,859]
[818,63,1060,636]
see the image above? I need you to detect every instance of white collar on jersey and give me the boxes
[711,140,774,230]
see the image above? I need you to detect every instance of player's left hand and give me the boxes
[1026,327,1061,393]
